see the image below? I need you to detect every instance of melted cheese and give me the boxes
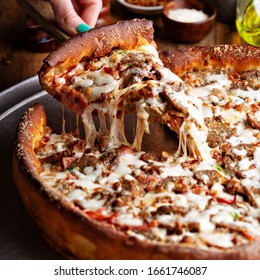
[66,45,211,160]
[200,233,234,248]
[36,47,260,250]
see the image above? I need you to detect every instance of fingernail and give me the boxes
[76,23,91,33]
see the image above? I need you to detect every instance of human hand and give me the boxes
[48,0,103,35]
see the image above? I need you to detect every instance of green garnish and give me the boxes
[231,211,239,220]
[118,50,127,55]
[216,165,222,172]
[67,166,79,172]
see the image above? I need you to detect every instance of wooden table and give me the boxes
[0,0,243,92]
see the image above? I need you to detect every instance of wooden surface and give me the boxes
[0,0,243,92]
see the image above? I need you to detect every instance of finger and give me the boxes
[48,0,90,35]
[76,0,103,28]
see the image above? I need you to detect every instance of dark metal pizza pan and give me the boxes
[0,76,64,259]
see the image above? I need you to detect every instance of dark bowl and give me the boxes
[162,0,217,43]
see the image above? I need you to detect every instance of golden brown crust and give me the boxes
[15,103,46,178]
[13,104,260,259]
[38,19,155,114]
[159,45,260,76]
[43,19,154,68]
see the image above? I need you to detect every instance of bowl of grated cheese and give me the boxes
[162,0,217,43]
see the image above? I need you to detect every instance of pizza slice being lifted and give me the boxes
[13,19,260,259]
[39,19,209,159]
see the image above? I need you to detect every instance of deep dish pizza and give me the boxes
[13,19,260,259]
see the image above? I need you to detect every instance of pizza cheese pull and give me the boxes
[51,44,211,163]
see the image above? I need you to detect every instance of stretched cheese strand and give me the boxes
[151,67,211,161]
[81,108,97,147]
[69,44,211,160]
[133,99,150,151]
[177,116,211,161]
[97,110,109,135]
[109,101,128,144]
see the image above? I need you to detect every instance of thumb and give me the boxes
[49,0,91,36]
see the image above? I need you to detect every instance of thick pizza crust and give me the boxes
[13,103,260,259]
[13,20,260,260]
[15,104,46,178]
[159,45,260,76]
[38,19,155,114]
[42,19,154,69]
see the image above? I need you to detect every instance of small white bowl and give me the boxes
[162,0,217,43]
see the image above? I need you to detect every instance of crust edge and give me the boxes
[38,19,155,115]
[159,45,260,75]
[12,103,260,260]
